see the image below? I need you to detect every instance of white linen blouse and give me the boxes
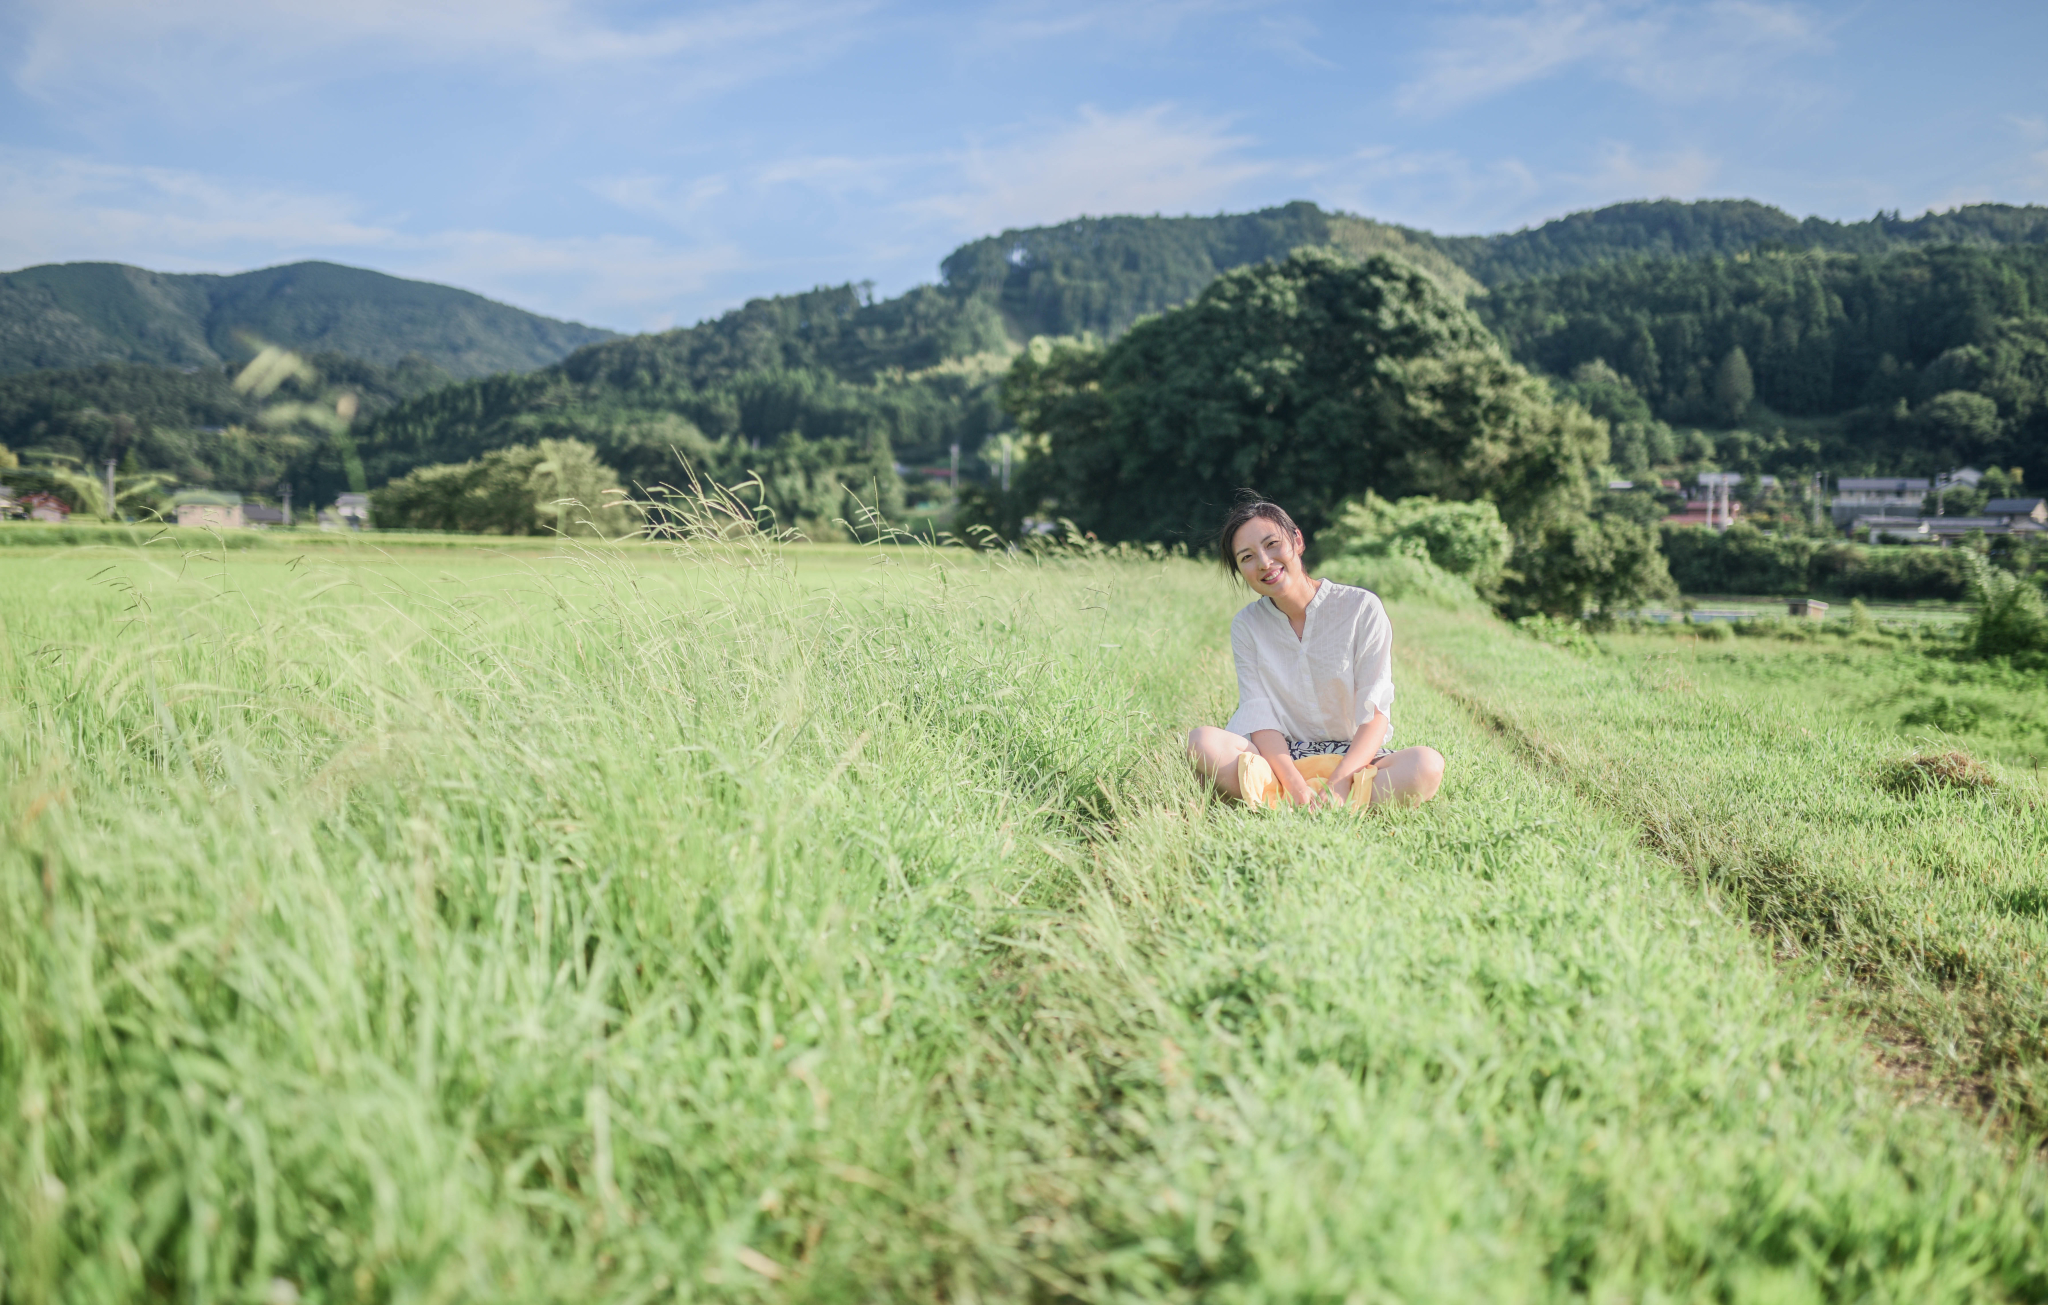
[1224,580,1395,745]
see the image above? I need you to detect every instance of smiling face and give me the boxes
[1231,514,1304,597]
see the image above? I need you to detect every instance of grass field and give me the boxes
[7,523,2048,1301]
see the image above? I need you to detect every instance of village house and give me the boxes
[1662,472,1743,530]
[1831,477,1930,526]
[1984,497,2048,525]
[22,492,69,523]
[174,492,244,529]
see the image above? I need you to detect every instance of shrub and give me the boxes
[1318,546,1481,609]
[1317,492,1512,595]
[1503,513,1676,623]
[1812,544,1975,602]
[1514,613,1603,655]
[1958,560,2048,665]
[1660,523,1814,595]
[1899,695,1990,733]
[371,439,637,536]
[1661,529,1980,603]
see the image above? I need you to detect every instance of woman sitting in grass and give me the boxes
[1187,495,1446,808]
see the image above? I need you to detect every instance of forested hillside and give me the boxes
[940,201,1481,339]
[12,198,2048,534]
[0,261,615,378]
[939,199,2048,339]
[0,353,453,510]
[1479,244,2048,475]
[353,283,1017,525]
[1416,199,2048,287]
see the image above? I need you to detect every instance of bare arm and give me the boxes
[1248,729,1318,806]
[1323,711,1389,804]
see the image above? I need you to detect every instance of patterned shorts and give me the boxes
[1288,739,1396,762]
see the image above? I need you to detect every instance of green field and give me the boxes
[8,529,2048,1301]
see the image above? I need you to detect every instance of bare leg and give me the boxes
[1190,729,1444,807]
[1187,725,1256,800]
[1370,746,1446,807]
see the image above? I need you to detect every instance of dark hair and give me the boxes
[1216,493,1301,579]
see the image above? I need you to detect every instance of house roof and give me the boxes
[1925,516,2046,534]
[1838,477,1930,492]
[1984,498,2046,515]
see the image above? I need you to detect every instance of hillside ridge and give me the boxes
[0,259,616,379]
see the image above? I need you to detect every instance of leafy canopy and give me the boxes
[1002,249,1609,547]
[370,439,636,537]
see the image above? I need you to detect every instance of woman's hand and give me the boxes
[1249,730,1317,807]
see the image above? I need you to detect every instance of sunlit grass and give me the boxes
[5,522,2048,1300]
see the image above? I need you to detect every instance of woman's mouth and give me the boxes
[1258,564,1284,587]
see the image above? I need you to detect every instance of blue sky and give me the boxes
[2,0,2043,333]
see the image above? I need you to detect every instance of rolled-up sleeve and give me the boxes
[1225,616,1284,739]
[1350,596,1395,733]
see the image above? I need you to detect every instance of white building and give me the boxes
[174,496,245,529]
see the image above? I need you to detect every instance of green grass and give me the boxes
[8,525,2048,1301]
[1415,613,2048,1132]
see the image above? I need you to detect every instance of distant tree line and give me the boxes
[1658,523,2027,601]
[1480,245,2048,474]
[0,352,450,515]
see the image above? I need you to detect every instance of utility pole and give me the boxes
[1000,435,1011,494]
[281,480,292,528]
[950,442,960,501]
[103,458,117,521]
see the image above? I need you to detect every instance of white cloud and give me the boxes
[403,229,744,332]
[0,148,742,330]
[0,149,394,268]
[1563,141,1721,204]
[1397,0,1832,117]
[586,173,733,230]
[11,0,877,109]
[1306,139,1720,234]
[910,105,1271,234]
[967,0,1260,47]
[1306,145,1541,233]
[1253,14,1338,69]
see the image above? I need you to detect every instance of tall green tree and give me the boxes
[370,439,635,537]
[1712,346,1755,423]
[1001,250,1667,615]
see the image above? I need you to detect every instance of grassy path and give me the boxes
[1401,608,2048,1133]
[4,543,2048,1300]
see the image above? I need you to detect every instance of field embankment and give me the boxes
[5,539,2048,1299]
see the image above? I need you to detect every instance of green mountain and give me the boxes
[0,261,616,379]
[940,199,2048,340]
[1476,241,2048,479]
[940,201,1482,339]
[14,198,2048,527]
[1414,199,2048,287]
